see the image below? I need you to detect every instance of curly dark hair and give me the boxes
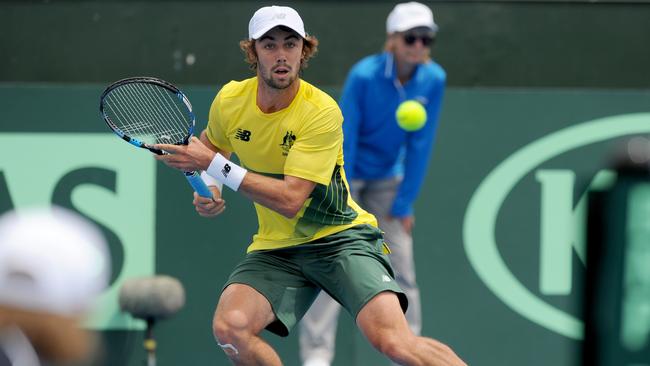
[239,31,319,71]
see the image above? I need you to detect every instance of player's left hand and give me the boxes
[193,190,226,217]
[153,137,215,171]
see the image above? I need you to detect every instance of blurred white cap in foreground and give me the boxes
[0,206,110,317]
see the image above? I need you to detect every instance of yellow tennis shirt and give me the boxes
[206,77,378,252]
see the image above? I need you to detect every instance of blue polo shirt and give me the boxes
[340,52,446,217]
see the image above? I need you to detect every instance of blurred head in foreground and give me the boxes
[0,206,110,365]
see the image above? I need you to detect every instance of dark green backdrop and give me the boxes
[2,0,650,88]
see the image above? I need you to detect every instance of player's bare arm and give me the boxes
[239,174,316,218]
[155,135,316,218]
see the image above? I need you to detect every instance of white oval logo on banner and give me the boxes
[463,113,650,339]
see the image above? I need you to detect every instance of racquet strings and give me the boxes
[103,82,191,145]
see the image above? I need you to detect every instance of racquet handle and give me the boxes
[184,171,213,198]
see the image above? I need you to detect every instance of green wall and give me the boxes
[2,0,650,88]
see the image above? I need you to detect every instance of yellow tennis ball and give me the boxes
[395,100,427,131]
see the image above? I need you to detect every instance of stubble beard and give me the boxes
[260,64,297,90]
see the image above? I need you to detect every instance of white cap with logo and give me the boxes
[386,2,438,34]
[248,5,306,40]
[0,206,110,317]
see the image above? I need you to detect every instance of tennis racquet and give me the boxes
[99,76,213,198]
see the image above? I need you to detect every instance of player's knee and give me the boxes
[212,309,251,347]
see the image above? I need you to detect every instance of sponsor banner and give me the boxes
[0,133,155,330]
[1,84,649,365]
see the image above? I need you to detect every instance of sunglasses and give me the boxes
[403,33,435,47]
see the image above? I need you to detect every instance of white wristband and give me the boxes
[200,171,223,193]
[206,153,247,191]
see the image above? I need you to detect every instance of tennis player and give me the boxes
[154,5,465,366]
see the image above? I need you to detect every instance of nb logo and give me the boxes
[381,275,392,283]
[221,164,231,178]
[235,129,251,142]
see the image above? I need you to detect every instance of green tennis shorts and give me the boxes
[222,224,408,336]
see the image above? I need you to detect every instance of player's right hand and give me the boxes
[193,192,226,217]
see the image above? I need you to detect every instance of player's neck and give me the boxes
[256,78,301,114]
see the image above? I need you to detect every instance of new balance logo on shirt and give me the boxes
[235,129,251,141]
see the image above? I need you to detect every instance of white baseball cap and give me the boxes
[386,2,438,34]
[0,206,110,317]
[248,5,306,40]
